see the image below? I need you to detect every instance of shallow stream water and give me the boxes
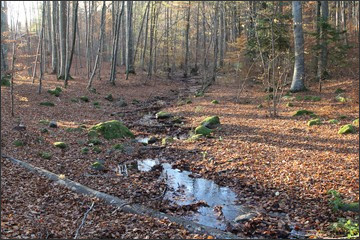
[121,158,247,230]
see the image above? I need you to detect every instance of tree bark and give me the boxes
[59,1,67,79]
[126,1,135,79]
[64,1,79,87]
[88,1,106,89]
[51,1,58,74]
[183,1,191,78]
[290,1,306,92]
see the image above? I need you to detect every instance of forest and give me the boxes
[1,1,359,239]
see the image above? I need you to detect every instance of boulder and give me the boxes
[49,121,57,128]
[90,120,134,140]
[328,119,339,124]
[307,118,322,126]
[211,100,219,104]
[293,110,315,117]
[195,125,212,136]
[115,98,128,107]
[105,94,113,101]
[91,160,105,171]
[338,124,356,134]
[352,118,359,126]
[53,142,67,149]
[200,116,220,129]
[156,111,172,119]
[234,212,258,222]
[162,137,174,145]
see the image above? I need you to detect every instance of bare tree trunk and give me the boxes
[109,1,124,85]
[183,1,191,78]
[88,1,106,89]
[341,1,348,45]
[38,1,46,94]
[10,23,17,117]
[290,1,306,92]
[212,2,220,83]
[64,1,79,87]
[126,1,135,79]
[141,2,150,70]
[134,1,150,69]
[23,2,32,76]
[51,1,58,74]
[59,1,67,79]
[317,1,329,91]
[147,2,155,78]
[194,2,200,70]
[219,2,225,67]
[202,2,207,71]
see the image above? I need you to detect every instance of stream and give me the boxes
[120,158,248,230]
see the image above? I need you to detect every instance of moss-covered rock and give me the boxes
[81,147,89,154]
[93,101,100,106]
[91,161,105,170]
[293,110,314,117]
[39,152,52,159]
[162,137,174,145]
[66,127,83,133]
[88,138,102,145]
[308,118,322,126]
[155,111,172,119]
[304,96,321,102]
[53,142,67,149]
[47,87,62,97]
[13,140,24,147]
[334,88,345,94]
[40,128,49,133]
[200,116,220,129]
[105,94,113,101]
[353,118,359,126]
[195,125,213,136]
[335,95,347,103]
[40,102,55,107]
[80,96,89,102]
[328,119,340,124]
[186,99,192,104]
[171,116,183,124]
[39,120,50,125]
[93,146,102,153]
[71,98,79,103]
[88,130,99,138]
[211,100,219,104]
[90,120,134,140]
[338,115,347,119]
[286,102,294,107]
[339,202,359,212]
[338,124,355,134]
[257,104,263,109]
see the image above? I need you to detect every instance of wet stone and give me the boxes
[49,121,58,128]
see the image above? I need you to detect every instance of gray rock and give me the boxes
[234,212,258,222]
[148,136,158,144]
[115,98,127,107]
[49,121,58,128]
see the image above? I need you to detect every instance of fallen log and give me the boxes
[2,154,243,239]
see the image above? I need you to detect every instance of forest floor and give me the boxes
[1,67,359,239]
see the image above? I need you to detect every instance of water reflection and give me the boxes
[121,158,246,230]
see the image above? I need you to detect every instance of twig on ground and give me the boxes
[74,201,95,239]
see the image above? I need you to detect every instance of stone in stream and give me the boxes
[91,160,105,171]
[234,212,258,222]
[49,121,58,128]
[148,136,158,144]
